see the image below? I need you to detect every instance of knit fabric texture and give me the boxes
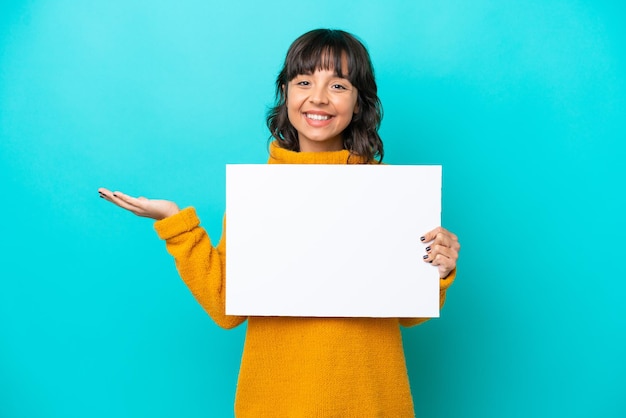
[154,141,456,417]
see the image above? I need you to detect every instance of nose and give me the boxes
[309,84,328,105]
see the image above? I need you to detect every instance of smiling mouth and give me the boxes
[305,113,332,121]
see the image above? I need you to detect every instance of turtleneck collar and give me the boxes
[267,141,368,165]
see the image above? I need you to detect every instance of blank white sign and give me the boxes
[225,164,441,318]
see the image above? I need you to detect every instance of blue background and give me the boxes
[1,1,624,417]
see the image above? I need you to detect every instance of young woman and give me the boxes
[99,29,460,417]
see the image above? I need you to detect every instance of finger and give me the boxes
[423,228,460,251]
[424,251,456,271]
[421,227,456,245]
[426,244,458,263]
[111,191,136,203]
[114,191,153,211]
[99,188,130,202]
[109,195,141,213]
[98,188,115,201]
[433,234,460,252]
[420,226,443,244]
[99,190,143,214]
[98,188,118,202]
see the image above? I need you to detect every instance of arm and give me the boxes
[98,188,245,329]
[400,226,460,328]
[154,208,246,329]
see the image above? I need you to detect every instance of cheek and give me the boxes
[344,103,358,120]
[352,93,359,114]
[286,96,297,114]
[286,90,301,112]
[286,104,301,128]
[341,94,359,115]
[285,93,295,115]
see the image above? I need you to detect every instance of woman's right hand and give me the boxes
[98,188,180,220]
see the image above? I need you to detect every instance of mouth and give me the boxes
[304,112,333,121]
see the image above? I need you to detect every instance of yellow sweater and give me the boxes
[154,142,456,417]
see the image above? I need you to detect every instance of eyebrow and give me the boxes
[295,71,351,79]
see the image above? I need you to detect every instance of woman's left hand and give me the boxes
[421,227,460,279]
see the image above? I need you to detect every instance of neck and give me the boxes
[298,137,344,153]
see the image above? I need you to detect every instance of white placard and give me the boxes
[225,164,441,318]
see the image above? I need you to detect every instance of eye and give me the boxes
[332,83,347,89]
[296,80,310,86]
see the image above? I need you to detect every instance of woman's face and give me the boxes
[286,63,359,153]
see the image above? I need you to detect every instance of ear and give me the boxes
[353,99,359,114]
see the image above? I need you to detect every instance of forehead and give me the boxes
[288,47,351,79]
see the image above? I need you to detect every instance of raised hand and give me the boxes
[98,188,180,220]
[421,227,460,279]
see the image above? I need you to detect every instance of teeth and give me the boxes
[306,113,331,121]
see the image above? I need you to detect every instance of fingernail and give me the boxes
[420,236,425,242]
[426,246,431,252]
[423,254,428,259]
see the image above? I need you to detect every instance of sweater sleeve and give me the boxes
[398,268,457,328]
[153,207,246,329]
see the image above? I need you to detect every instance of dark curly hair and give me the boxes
[266,29,384,163]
